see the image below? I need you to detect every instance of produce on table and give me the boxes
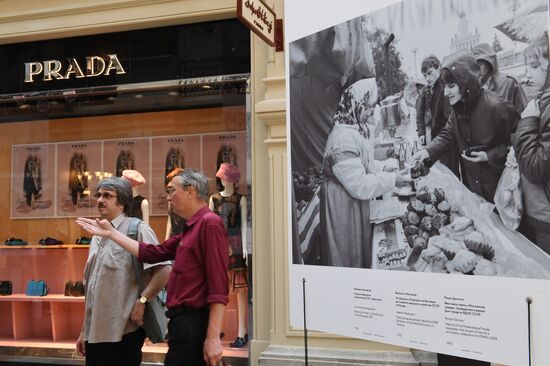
[401,186,498,276]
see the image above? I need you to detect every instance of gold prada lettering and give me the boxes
[24,54,126,83]
[104,54,125,75]
[24,62,43,83]
[87,56,106,77]
[64,58,85,79]
[43,60,63,81]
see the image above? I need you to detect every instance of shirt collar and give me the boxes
[111,213,127,229]
[186,206,210,227]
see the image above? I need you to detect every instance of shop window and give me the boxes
[0,75,251,360]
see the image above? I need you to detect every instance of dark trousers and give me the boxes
[164,307,210,366]
[437,354,489,366]
[85,328,145,366]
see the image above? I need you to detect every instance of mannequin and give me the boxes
[122,169,149,224]
[208,163,248,348]
[164,168,186,239]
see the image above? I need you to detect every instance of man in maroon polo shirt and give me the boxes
[77,168,228,366]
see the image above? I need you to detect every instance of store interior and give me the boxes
[0,80,251,362]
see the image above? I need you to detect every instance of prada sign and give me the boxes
[0,20,250,94]
[24,54,126,83]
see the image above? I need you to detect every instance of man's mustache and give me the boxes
[97,203,106,208]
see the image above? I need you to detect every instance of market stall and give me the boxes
[295,88,550,280]
[373,163,550,280]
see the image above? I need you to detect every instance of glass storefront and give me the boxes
[0,18,251,364]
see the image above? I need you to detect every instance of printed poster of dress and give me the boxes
[103,137,151,200]
[150,135,201,215]
[11,144,55,219]
[202,132,247,195]
[56,141,102,217]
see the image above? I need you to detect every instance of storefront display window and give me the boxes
[0,19,251,363]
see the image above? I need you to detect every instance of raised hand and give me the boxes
[411,149,429,162]
[75,217,114,238]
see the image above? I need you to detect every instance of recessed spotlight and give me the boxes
[134,94,144,99]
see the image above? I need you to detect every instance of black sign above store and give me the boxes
[0,19,251,95]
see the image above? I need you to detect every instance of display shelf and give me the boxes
[12,302,52,340]
[0,294,84,302]
[51,302,84,342]
[0,339,77,349]
[0,244,89,249]
[0,240,246,358]
[0,245,87,346]
[0,303,13,338]
[0,247,88,294]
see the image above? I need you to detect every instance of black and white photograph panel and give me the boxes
[290,0,550,280]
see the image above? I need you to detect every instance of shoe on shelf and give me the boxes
[76,236,92,245]
[4,237,27,246]
[39,237,64,245]
[229,335,248,348]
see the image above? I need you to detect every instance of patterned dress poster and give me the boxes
[103,137,151,202]
[202,132,247,196]
[150,135,201,215]
[11,144,55,218]
[56,141,102,217]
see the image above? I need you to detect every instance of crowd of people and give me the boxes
[315,31,550,366]
[413,33,550,253]
[318,31,550,273]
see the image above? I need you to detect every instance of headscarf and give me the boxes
[332,78,378,139]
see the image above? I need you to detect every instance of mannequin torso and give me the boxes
[130,186,149,224]
[208,180,249,344]
[208,182,247,264]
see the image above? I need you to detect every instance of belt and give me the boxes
[165,306,209,318]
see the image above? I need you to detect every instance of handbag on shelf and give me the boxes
[25,280,48,296]
[64,280,85,296]
[0,280,12,295]
[127,218,168,343]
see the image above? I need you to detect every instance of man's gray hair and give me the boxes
[173,168,209,201]
[96,177,134,215]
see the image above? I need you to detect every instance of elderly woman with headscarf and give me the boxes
[513,33,550,252]
[319,78,411,268]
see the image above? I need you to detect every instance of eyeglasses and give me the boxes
[94,192,118,200]
[165,183,192,195]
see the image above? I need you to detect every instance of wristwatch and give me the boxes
[138,295,147,304]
